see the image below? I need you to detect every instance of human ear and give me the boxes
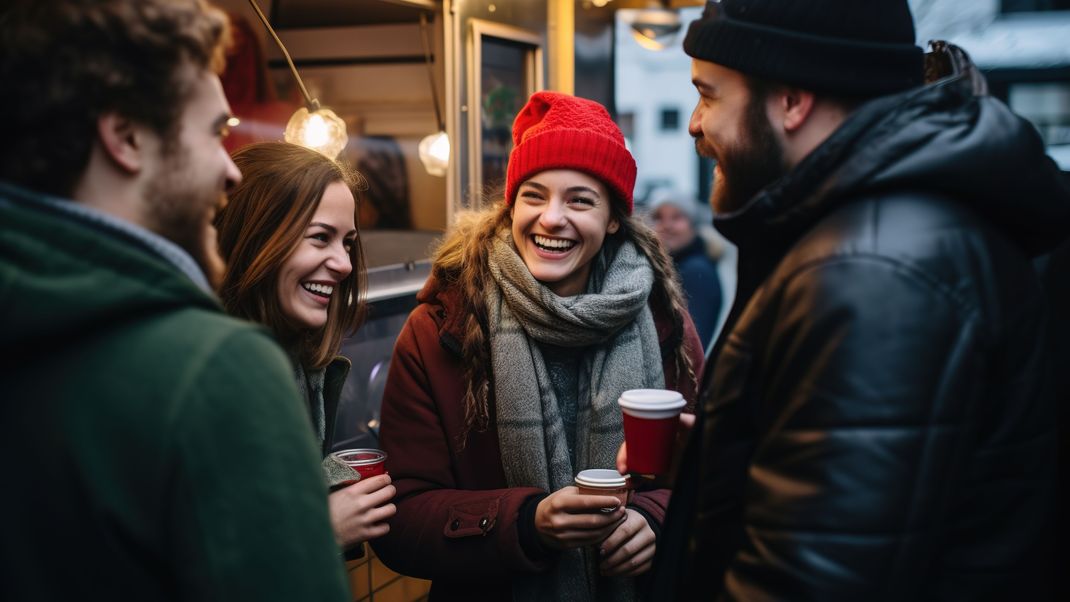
[776,88,816,133]
[96,112,145,174]
[607,218,620,235]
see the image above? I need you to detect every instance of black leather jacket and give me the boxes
[656,45,1070,600]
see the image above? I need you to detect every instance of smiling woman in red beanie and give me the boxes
[372,91,704,600]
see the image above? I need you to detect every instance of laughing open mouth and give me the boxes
[302,282,334,298]
[533,234,576,253]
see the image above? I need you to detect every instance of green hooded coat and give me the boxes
[0,184,349,601]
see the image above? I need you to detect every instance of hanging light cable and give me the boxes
[417,12,450,177]
[247,0,347,158]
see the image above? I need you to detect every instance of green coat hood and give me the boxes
[1,187,220,349]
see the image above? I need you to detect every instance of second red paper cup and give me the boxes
[617,389,685,475]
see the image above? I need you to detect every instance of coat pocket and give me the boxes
[443,497,500,538]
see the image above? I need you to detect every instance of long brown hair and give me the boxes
[431,195,698,445]
[215,142,367,370]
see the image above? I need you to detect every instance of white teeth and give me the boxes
[533,235,576,250]
[303,282,334,295]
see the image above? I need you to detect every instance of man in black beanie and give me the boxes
[619,1,1070,599]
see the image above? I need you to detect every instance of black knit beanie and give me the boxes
[683,0,924,97]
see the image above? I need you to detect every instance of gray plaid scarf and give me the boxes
[486,231,664,602]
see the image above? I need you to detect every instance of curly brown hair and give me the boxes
[431,198,698,447]
[0,0,229,197]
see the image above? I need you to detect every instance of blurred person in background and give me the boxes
[215,142,396,560]
[647,190,724,350]
[0,2,349,600]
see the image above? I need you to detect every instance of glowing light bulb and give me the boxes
[284,106,347,159]
[304,113,328,148]
[418,131,450,177]
[428,133,450,162]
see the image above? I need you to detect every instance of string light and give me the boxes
[418,131,450,177]
[417,12,450,177]
[284,106,347,159]
[247,0,347,158]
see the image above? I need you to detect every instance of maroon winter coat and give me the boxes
[372,277,704,599]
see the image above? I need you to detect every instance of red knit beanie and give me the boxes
[506,91,637,214]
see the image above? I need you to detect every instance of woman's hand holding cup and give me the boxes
[534,486,626,550]
[328,474,396,548]
[598,508,656,577]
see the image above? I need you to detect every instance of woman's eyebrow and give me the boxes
[520,181,549,193]
[566,186,600,197]
[308,222,336,233]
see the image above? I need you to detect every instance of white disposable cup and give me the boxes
[575,469,630,512]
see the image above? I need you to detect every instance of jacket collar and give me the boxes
[417,276,471,357]
[671,236,708,262]
[321,355,351,457]
[0,180,212,292]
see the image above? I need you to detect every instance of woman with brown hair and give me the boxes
[215,141,395,557]
[373,92,704,600]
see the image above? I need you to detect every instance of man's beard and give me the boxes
[144,148,227,290]
[696,91,788,215]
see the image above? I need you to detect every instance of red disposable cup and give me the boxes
[333,448,387,480]
[618,389,685,475]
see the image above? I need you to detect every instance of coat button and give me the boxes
[450,519,461,531]
[478,517,489,530]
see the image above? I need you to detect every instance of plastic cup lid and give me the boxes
[574,469,628,488]
[618,389,685,411]
[333,448,386,466]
